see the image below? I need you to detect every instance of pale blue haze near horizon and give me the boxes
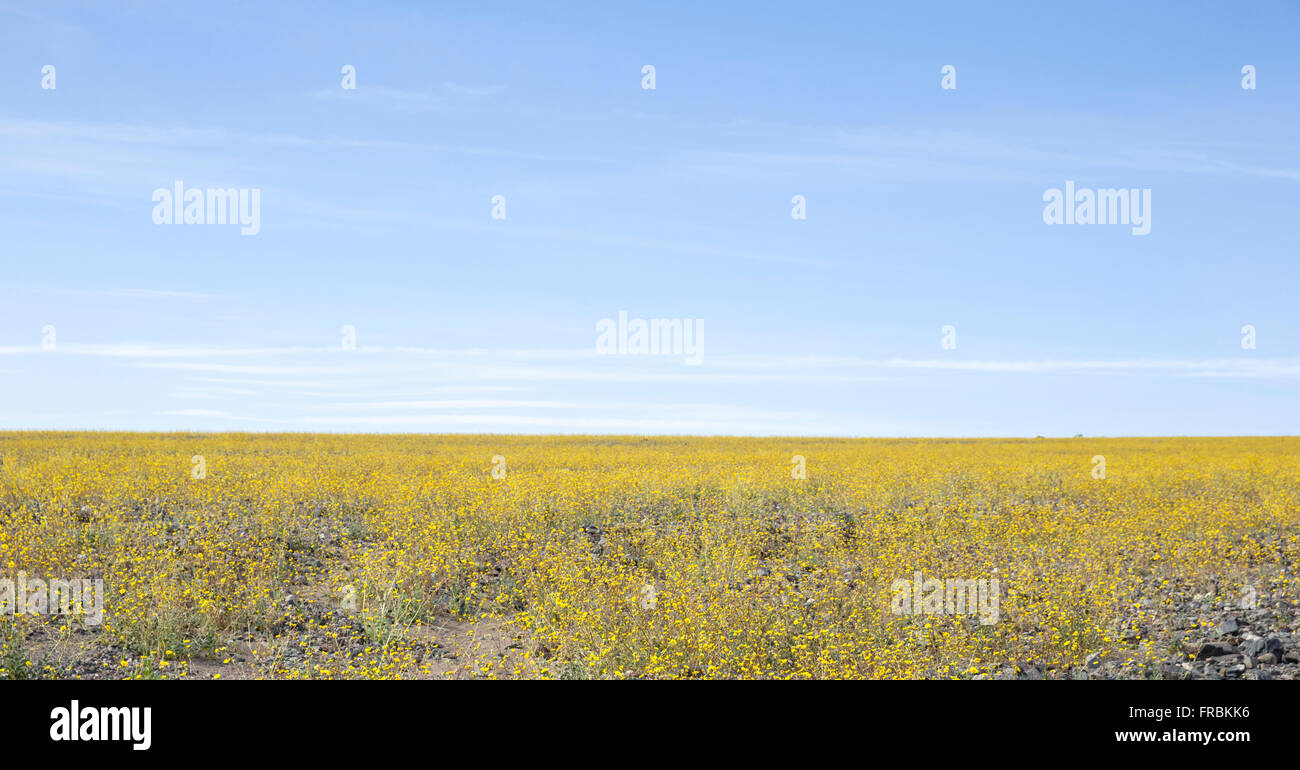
[1,1,1298,435]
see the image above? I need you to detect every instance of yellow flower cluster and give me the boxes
[0,433,1295,678]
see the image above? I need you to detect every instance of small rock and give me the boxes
[1215,619,1239,637]
[1244,637,1283,657]
[1195,642,1237,660]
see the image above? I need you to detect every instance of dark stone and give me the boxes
[1195,642,1237,660]
[1244,637,1284,657]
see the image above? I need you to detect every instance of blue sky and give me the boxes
[1,0,1298,435]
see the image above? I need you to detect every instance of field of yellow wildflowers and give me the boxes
[1,432,1297,679]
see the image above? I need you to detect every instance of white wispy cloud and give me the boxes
[310,85,442,111]
[10,341,1299,380]
[42,288,222,300]
[157,409,836,434]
